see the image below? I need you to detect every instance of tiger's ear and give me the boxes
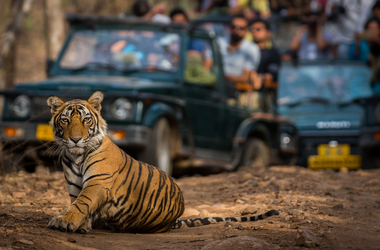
[47,96,64,116]
[88,90,103,112]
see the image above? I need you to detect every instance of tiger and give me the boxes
[46,90,279,233]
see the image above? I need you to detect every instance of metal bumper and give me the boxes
[0,122,151,149]
[297,130,361,167]
[107,125,152,148]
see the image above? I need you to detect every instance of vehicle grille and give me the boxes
[31,97,52,122]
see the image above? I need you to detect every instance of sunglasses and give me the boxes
[231,25,247,31]
[251,27,264,32]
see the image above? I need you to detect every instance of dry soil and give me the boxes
[0,166,380,250]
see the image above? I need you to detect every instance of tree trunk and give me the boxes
[0,0,33,175]
[3,41,16,89]
[43,0,64,63]
[0,0,33,89]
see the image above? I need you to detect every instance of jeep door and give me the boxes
[181,33,225,150]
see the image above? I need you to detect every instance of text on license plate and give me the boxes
[308,155,361,170]
[308,144,361,170]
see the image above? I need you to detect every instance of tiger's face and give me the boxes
[47,91,107,155]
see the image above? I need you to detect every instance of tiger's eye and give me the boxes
[61,118,69,124]
[84,117,91,123]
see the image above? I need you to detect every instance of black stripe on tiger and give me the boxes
[172,209,279,229]
[83,173,110,184]
[83,158,106,176]
[64,175,82,190]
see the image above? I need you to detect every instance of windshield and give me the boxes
[278,62,373,106]
[59,29,181,73]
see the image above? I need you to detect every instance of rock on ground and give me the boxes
[296,228,321,248]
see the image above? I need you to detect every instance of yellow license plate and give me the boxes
[36,124,54,141]
[308,155,361,170]
[308,143,361,170]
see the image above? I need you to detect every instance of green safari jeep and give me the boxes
[0,14,297,175]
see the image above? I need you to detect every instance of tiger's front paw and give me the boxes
[76,217,92,234]
[48,212,83,233]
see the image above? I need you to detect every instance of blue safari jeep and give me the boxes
[355,92,380,168]
[0,14,297,175]
[278,60,373,170]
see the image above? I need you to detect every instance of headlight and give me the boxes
[281,132,297,149]
[281,132,291,148]
[111,98,133,120]
[12,95,31,118]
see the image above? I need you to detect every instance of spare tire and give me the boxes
[139,118,173,175]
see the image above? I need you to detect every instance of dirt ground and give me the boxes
[0,166,380,250]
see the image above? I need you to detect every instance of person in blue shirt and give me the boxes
[350,17,380,63]
[170,8,213,70]
[289,11,332,60]
[169,8,204,53]
[350,17,380,91]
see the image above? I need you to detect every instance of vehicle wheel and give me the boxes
[139,118,173,175]
[242,138,270,168]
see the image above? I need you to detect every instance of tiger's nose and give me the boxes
[70,137,82,143]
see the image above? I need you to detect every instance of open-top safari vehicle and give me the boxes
[0,14,297,175]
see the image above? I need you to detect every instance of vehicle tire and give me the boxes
[242,138,270,168]
[139,118,173,176]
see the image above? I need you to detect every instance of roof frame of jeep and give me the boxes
[66,12,207,34]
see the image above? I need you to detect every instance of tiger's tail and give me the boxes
[172,209,279,229]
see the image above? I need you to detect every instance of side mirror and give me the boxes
[46,59,55,77]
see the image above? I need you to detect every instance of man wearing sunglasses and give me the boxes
[251,19,281,113]
[218,15,261,105]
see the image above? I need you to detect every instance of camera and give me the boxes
[302,11,320,26]
[328,4,346,21]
